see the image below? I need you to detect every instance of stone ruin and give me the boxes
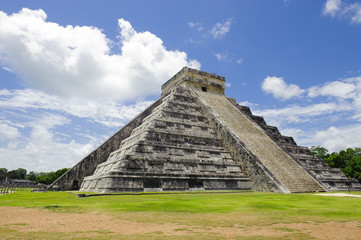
[50,67,361,193]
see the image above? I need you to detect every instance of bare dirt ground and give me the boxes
[1,207,361,239]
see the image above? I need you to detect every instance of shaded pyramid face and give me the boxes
[80,87,251,193]
[54,67,360,193]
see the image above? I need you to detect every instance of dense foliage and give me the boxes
[0,167,69,185]
[310,145,329,158]
[311,146,361,183]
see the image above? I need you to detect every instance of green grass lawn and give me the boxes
[1,190,361,239]
[1,191,361,222]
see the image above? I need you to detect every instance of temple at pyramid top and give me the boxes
[50,67,361,193]
[162,67,225,96]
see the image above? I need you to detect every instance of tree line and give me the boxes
[0,168,69,185]
[310,146,361,183]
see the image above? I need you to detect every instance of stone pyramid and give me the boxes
[51,67,361,193]
[80,86,250,192]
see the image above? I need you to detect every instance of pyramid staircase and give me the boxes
[80,87,251,193]
[74,67,360,193]
[226,99,361,191]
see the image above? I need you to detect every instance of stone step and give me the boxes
[80,86,251,193]
[196,90,324,193]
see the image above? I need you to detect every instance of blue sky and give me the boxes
[1,0,361,171]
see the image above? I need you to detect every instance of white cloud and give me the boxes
[253,100,360,153]
[0,8,203,172]
[306,125,361,152]
[308,80,356,98]
[261,76,305,100]
[0,121,20,141]
[257,74,361,152]
[188,22,203,31]
[214,52,232,62]
[210,19,232,39]
[2,7,359,173]
[236,58,243,64]
[344,3,361,24]
[323,0,361,24]
[278,127,304,143]
[238,100,257,108]
[0,8,200,102]
[225,83,231,88]
[255,102,348,126]
[323,0,341,17]
[0,88,153,127]
[273,124,361,153]
[0,114,95,171]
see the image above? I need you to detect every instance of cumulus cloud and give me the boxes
[308,80,357,98]
[306,125,361,152]
[210,19,232,39]
[0,121,20,141]
[254,102,348,126]
[261,76,305,100]
[257,74,361,151]
[0,114,95,171]
[259,77,359,125]
[278,128,304,140]
[0,8,200,102]
[323,0,361,24]
[344,3,361,24]
[0,88,153,127]
[323,0,341,16]
[0,8,203,171]
[273,124,361,153]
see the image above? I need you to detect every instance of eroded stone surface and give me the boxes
[55,67,360,193]
[226,98,361,191]
[80,87,250,193]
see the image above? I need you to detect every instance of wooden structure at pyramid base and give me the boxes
[50,67,361,193]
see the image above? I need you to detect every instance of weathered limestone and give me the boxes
[226,99,361,191]
[56,67,361,193]
[49,99,163,190]
[80,87,251,193]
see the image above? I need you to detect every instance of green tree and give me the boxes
[35,168,69,185]
[0,168,8,180]
[8,169,20,179]
[16,168,27,179]
[324,147,361,183]
[7,168,27,179]
[310,145,329,159]
[25,171,37,181]
[343,155,361,183]
[325,152,345,168]
[35,172,51,185]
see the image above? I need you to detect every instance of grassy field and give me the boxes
[1,190,361,239]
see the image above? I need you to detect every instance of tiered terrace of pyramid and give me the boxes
[51,67,361,193]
